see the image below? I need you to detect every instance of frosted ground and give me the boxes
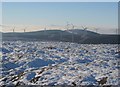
[0,41,119,86]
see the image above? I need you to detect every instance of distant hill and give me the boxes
[2,29,120,44]
[67,29,99,36]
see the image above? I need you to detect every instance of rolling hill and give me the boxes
[1,29,120,44]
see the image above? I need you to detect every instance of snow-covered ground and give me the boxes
[0,41,119,86]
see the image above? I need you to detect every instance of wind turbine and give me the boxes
[66,22,70,30]
[12,26,15,33]
[79,26,88,43]
[71,23,75,42]
[116,28,118,34]
[59,27,63,41]
[71,24,78,30]
[44,27,46,31]
[81,26,88,31]
[94,27,99,33]
[24,27,27,32]
[44,27,47,35]
[71,23,75,29]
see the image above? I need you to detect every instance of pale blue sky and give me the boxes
[1,2,118,33]
[1,0,120,2]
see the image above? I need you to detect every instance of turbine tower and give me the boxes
[71,23,75,29]
[13,27,15,33]
[71,23,75,42]
[79,26,88,43]
[116,28,118,34]
[66,22,70,30]
[94,28,99,33]
[24,27,27,32]
[59,27,63,41]
[44,27,47,35]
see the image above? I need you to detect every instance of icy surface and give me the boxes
[0,41,119,86]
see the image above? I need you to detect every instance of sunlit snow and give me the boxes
[0,41,119,86]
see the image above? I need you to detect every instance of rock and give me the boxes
[15,81,25,86]
[97,77,108,85]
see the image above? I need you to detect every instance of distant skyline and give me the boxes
[1,2,118,34]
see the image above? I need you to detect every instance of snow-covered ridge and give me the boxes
[0,41,119,86]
